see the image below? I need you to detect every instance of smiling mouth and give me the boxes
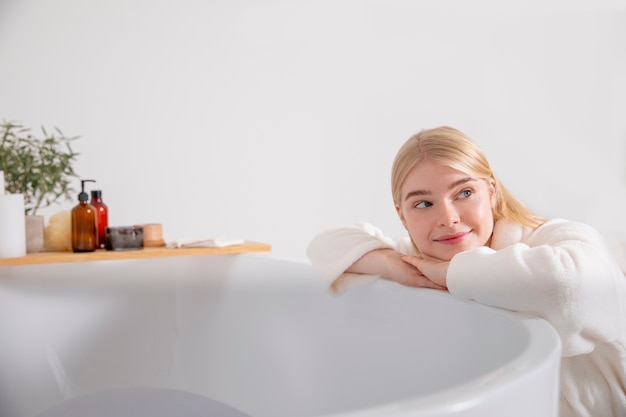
[434,231,471,244]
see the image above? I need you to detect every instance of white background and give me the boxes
[1,0,625,264]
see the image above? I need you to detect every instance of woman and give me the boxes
[307,126,626,417]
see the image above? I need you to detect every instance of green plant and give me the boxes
[0,120,80,215]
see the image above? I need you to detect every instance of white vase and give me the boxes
[0,193,26,258]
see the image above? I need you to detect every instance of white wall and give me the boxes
[1,0,625,264]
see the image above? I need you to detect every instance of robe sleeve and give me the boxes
[306,222,414,292]
[447,219,626,356]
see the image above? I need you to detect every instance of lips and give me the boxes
[434,231,471,244]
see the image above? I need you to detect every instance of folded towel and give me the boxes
[166,237,245,249]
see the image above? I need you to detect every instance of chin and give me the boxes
[432,246,471,261]
[421,249,453,261]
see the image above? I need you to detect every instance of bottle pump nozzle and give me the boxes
[78,179,96,202]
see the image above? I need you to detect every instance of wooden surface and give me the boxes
[0,242,271,267]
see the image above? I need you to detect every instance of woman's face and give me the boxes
[396,160,496,261]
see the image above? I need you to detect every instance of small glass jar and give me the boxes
[105,226,144,251]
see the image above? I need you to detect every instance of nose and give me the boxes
[438,201,460,227]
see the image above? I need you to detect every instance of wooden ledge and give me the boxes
[0,241,271,267]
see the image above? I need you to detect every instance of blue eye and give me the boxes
[415,201,432,208]
[459,189,472,198]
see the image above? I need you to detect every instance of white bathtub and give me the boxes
[0,254,561,417]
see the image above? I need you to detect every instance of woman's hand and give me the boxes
[347,249,445,290]
[401,254,449,289]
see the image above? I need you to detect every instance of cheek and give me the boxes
[404,215,431,245]
[474,200,495,236]
[474,202,491,220]
[482,195,496,219]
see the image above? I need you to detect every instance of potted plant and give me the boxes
[0,120,80,253]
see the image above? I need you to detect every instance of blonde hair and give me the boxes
[391,126,545,229]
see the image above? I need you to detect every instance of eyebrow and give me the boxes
[403,177,476,201]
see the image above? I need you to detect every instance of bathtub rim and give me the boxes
[1,253,562,417]
[314,304,561,417]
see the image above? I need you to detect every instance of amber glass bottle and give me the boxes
[90,190,108,249]
[72,180,97,252]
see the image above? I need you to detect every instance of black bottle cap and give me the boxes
[78,179,96,202]
[91,190,102,198]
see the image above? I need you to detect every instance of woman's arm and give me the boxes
[443,219,626,357]
[307,222,443,292]
[349,249,445,290]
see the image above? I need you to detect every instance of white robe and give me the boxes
[306,218,626,417]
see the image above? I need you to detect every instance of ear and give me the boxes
[396,204,408,230]
[488,178,497,209]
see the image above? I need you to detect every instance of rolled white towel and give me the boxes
[166,237,245,249]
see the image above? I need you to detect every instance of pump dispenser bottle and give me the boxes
[90,190,108,249]
[72,179,97,252]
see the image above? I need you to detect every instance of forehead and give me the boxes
[401,160,470,190]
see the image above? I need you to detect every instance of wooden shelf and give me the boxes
[0,241,271,267]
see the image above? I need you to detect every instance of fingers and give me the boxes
[400,254,422,268]
[384,274,444,290]
[400,254,448,289]
[404,277,447,290]
[385,257,446,290]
